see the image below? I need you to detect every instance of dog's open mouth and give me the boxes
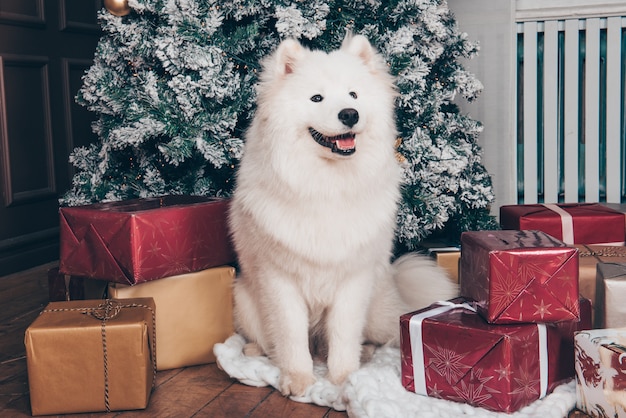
[308,128,356,155]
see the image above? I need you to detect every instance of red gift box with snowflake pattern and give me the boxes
[59,195,235,285]
[574,328,626,417]
[460,229,579,324]
[500,203,625,246]
[400,298,591,414]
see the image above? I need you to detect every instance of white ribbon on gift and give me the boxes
[409,301,476,396]
[542,204,575,244]
[537,323,548,398]
[409,301,549,399]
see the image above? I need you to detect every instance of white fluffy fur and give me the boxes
[229,34,458,397]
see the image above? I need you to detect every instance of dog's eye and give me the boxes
[310,94,323,103]
[349,91,358,99]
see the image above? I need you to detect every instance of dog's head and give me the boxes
[255,34,397,161]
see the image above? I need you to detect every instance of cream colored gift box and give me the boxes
[595,262,626,329]
[109,266,234,370]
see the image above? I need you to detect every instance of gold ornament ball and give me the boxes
[104,0,131,16]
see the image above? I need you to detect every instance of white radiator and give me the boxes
[516,16,625,204]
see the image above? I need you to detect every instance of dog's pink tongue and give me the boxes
[336,136,356,150]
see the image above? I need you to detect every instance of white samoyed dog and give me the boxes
[229,34,458,397]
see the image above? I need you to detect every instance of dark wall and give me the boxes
[0,0,101,276]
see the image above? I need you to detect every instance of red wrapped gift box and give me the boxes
[59,195,236,285]
[500,203,625,245]
[574,328,626,417]
[460,230,579,324]
[401,298,591,414]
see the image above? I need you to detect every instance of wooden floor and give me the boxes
[0,262,348,418]
[1,263,589,418]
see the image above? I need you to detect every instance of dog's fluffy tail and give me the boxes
[392,253,459,310]
[364,253,459,347]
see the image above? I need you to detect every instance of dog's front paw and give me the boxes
[327,347,360,386]
[327,366,356,387]
[243,342,265,357]
[278,370,316,397]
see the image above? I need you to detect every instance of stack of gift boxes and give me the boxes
[402,203,626,416]
[23,195,626,415]
[25,195,237,415]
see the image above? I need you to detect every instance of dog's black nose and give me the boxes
[338,108,359,128]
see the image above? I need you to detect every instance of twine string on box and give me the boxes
[89,300,122,411]
[41,300,157,412]
[579,245,626,258]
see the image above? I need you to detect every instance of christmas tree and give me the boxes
[62,0,498,250]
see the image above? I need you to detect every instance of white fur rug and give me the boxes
[214,334,576,417]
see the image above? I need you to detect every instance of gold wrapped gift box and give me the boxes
[108,266,235,370]
[25,298,156,416]
[575,245,626,324]
[422,241,460,283]
[429,248,460,283]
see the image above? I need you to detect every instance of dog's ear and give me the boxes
[341,34,382,73]
[267,39,306,78]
